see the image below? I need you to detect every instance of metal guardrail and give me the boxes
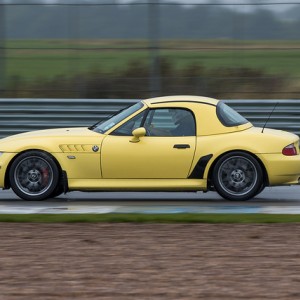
[0,99,300,138]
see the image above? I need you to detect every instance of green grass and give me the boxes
[1,213,300,223]
[5,39,300,80]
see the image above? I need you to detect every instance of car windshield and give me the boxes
[92,102,144,134]
[217,102,249,127]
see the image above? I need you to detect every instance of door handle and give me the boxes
[173,144,190,149]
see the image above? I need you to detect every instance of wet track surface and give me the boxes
[0,186,300,213]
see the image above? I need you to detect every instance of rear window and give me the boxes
[217,102,248,127]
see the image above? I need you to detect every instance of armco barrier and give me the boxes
[0,99,300,138]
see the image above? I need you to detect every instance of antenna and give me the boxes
[261,102,278,133]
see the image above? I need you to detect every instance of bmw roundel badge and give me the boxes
[92,145,99,152]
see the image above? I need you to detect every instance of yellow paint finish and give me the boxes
[0,128,103,153]
[1,96,300,193]
[256,153,300,185]
[57,143,102,178]
[192,127,300,181]
[0,127,104,181]
[192,103,252,136]
[101,135,196,179]
[54,153,101,179]
[0,152,17,187]
[143,95,252,136]
[143,95,218,106]
[68,178,206,191]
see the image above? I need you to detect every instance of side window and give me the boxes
[111,111,145,136]
[145,108,195,137]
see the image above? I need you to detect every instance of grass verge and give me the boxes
[0,213,300,223]
[6,39,300,78]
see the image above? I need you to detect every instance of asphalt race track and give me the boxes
[0,186,300,214]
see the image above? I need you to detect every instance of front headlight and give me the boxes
[0,152,3,158]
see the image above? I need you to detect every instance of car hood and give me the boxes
[2,127,98,139]
[0,127,104,153]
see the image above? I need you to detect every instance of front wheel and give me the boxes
[9,151,60,201]
[212,152,263,201]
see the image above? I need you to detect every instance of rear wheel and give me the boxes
[212,152,263,201]
[9,151,60,201]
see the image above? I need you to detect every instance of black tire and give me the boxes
[9,151,60,201]
[254,184,265,198]
[49,184,64,198]
[212,151,263,201]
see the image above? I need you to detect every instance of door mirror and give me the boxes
[130,127,146,143]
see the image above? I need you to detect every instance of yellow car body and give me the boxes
[0,95,299,201]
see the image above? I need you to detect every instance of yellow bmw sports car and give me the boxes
[0,95,300,201]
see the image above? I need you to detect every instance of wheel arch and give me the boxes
[4,149,64,189]
[207,150,269,190]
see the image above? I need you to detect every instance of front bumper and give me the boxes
[0,152,18,188]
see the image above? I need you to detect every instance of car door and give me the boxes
[101,108,196,179]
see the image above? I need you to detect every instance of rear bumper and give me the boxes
[258,153,300,186]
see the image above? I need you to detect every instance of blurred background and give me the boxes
[0,0,300,99]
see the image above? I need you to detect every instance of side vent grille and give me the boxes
[59,144,99,153]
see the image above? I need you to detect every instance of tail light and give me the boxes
[282,144,297,156]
